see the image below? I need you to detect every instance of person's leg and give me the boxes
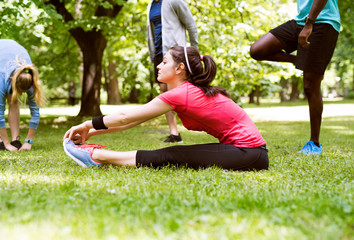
[136,143,269,171]
[154,54,181,141]
[250,32,296,64]
[63,139,268,170]
[63,139,137,167]
[297,24,338,154]
[0,97,18,151]
[303,72,324,144]
[92,149,137,166]
[7,95,20,141]
[160,82,179,136]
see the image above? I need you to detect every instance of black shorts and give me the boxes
[153,54,163,84]
[270,20,339,75]
[136,143,269,171]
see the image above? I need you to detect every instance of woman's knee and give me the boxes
[248,150,269,171]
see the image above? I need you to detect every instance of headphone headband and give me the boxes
[184,46,193,75]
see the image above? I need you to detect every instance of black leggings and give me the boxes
[136,143,269,171]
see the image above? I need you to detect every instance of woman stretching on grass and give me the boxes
[0,39,45,151]
[63,46,269,171]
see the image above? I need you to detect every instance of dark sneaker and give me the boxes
[11,140,22,150]
[63,138,105,167]
[164,134,183,143]
[0,142,5,150]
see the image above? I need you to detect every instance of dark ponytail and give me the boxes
[169,46,230,98]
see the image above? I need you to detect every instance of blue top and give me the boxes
[0,39,40,129]
[294,0,341,32]
[149,0,163,56]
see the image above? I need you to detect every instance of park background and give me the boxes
[0,0,353,113]
[0,0,353,239]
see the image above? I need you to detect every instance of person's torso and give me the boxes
[149,0,163,55]
[0,39,34,105]
[294,0,341,32]
[0,39,32,81]
[158,82,266,148]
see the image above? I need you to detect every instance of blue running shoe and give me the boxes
[298,141,322,155]
[63,138,105,167]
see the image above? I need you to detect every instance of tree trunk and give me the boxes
[249,85,260,104]
[248,89,255,104]
[255,85,260,105]
[68,81,76,106]
[128,85,139,103]
[290,76,300,101]
[106,60,121,105]
[45,0,126,116]
[279,77,288,102]
[75,31,106,116]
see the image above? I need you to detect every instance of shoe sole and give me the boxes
[63,141,88,167]
[298,150,322,155]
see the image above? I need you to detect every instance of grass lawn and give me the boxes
[0,106,353,239]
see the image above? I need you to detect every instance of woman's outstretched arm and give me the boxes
[63,97,172,143]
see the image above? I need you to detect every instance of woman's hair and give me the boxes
[10,59,45,107]
[169,46,230,98]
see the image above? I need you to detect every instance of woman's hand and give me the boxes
[5,143,18,152]
[71,132,92,145]
[19,142,32,151]
[63,121,91,144]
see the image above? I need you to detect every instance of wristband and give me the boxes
[92,115,108,130]
[25,138,33,144]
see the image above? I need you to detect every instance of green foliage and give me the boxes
[0,105,353,239]
[0,0,51,58]
[0,0,42,41]
[1,0,353,104]
[116,0,305,102]
[188,0,298,101]
[102,0,300,103]
[0,0,82,101]
[331,0,354,91]
[103,0,155,103]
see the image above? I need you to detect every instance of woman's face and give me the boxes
[156,51,178,83]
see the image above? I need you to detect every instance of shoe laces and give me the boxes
[75,144,106,153]
[75,144,106,162]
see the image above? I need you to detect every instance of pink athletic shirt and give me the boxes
[158,81,266,148]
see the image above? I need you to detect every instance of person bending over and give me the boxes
[0,39,45,151]
[63,46,268,171]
